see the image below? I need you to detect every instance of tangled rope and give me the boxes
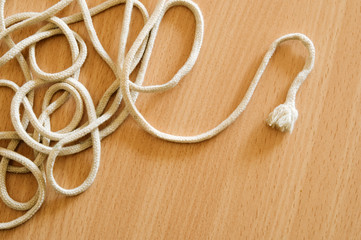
[0,0,315,229]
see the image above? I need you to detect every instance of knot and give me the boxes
[266,103,298,133]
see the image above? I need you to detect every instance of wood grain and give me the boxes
[0,0,360,239]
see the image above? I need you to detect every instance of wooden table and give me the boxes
[1,0,360,239]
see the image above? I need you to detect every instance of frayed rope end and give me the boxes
[266,103,298,133]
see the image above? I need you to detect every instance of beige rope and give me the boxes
[0,0,315,229]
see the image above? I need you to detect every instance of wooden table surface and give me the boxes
[0,0,360,239]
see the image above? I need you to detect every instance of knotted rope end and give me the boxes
[266,103,298,133]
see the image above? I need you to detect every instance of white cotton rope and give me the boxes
[0,0,315,230]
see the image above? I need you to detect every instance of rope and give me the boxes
[0,0,315,229]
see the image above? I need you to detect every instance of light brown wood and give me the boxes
[0,0,360,239]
